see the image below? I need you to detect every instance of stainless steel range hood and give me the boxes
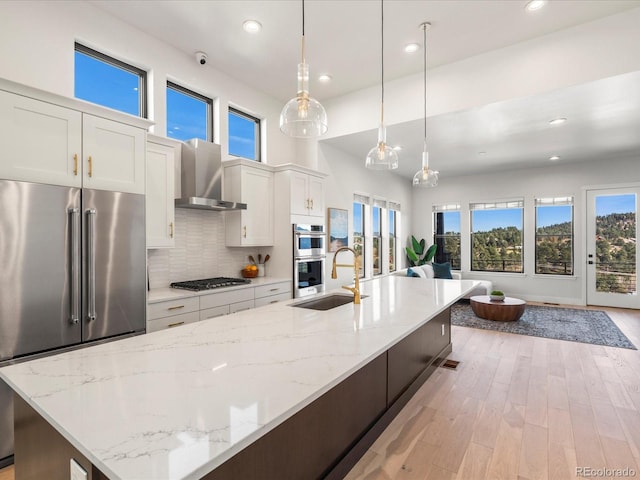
[175,139,247,211]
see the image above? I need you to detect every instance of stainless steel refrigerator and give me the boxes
[0,179,146,467]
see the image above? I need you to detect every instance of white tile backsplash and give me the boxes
[147,209,254,288]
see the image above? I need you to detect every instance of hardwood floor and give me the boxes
[1,304,638,480]
[345,304,640,480]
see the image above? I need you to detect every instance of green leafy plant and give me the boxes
[405,236,437,266]
[491,290,504,296]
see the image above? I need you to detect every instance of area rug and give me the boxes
[451,301,637,350]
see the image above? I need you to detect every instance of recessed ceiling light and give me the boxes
[549,117,567,125]
[404,43,420,54]
[242,19,262,33]
[525,0,547,12]
[392,145,402,151]
[478,151,487,156]
[549,155,560,161]
[318,74,332,82]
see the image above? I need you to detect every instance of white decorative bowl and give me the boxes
[490,294,505,302]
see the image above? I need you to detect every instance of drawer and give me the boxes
[200,305,230,321]
[200,288,254,310]
[254,281,291,299]
[230,299,255,313]
[148,296,199,320]
[255,292,292,307]
[147,311,200,333]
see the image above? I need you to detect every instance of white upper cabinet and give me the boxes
[0,87,148,194]
[146,136,179,248]
[0,91,82,187]
[224,161,274,246]
[289,170,325,217]
[82,114,146,194]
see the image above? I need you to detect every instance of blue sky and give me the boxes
[596,194,636,216]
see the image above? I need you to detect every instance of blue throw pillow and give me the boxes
[407,267,420,278]
[432,262,453,279]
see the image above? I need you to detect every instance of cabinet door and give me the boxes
[307,175,324,217]
[290,171,310,215]
[146,142,175,248]
[241,167,274,245]
[82,115,146,194]
[0,91,82,187]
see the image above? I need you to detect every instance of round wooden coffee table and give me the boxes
[470,295,526,322]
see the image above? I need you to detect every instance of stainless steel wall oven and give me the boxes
[293,224,326,298]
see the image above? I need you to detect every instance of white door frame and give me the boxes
[585,185,639,309]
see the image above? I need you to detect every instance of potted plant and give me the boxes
[405,236,437,266]
[490,290,505,301]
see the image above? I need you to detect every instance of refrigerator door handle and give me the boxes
[69,207,80,325]
[86,208,97,322]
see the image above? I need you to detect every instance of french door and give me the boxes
[586,187,639,309]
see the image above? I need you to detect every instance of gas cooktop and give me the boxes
[170,277,251,291]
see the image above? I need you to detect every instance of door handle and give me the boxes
[69,208,80,324]
[88,156,93,178]
[86,209,97,322]
[73,154,78,176]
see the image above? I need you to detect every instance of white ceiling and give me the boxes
[90,0,640,179]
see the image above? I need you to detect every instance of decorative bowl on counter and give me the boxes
[241,266,259,278]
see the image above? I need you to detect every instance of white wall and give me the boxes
[0,0,296,165]
[317,143,413,291]
[411,156,640,305]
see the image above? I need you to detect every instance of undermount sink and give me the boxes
[291,294,369,311]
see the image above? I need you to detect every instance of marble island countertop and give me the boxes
[0,276,477,480]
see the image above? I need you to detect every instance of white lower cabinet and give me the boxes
[148,281,291,333]
[147,297,200,333]
[254,281,292,307]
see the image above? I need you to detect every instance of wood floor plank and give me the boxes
[569,400,608,469]
[471,382,509,449]
[616,407,640,461]
[600,436,639,473]
[0,466,14,480]
[518,422,549,480]
[590,398,626,441]
[484,402,525,480]
[547,407,574,448]
[455,441,493,480]
[548,446,577,480]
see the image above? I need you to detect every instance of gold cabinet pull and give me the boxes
[169,222,174,238]
[243,226,247,238]
[167,321,185,328]
[73,154,78,176]
[88,156,93,178]
[167,305,184,311]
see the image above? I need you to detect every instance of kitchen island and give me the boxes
[0,276,476,480]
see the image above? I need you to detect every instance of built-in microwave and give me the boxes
[293,256,326,298]
[293,224,326,257]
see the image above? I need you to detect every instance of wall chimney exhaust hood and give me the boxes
[175,139,247,211]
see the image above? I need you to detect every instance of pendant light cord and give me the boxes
[301,0,305,64]
[380,0,385,126]
[423,23,427,142]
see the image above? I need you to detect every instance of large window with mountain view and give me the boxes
[372,199,386,276]
[433,204,461,269]
[535,197,574,275]
[471,200,523,273]
[353,194,369,278]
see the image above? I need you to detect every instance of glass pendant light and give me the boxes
[365,0,398,170]
[280,0,328,138]
[413,22,439,187]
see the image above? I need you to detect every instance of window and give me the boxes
[167,82,213,142]
[388,204,399,273]
[353,194,369,278]
[372,199,386,276]
[433,204,461,269]
[535,197,574,275]
[471,200,524,273]
[74,43,146,117]
[229,107,261,161]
